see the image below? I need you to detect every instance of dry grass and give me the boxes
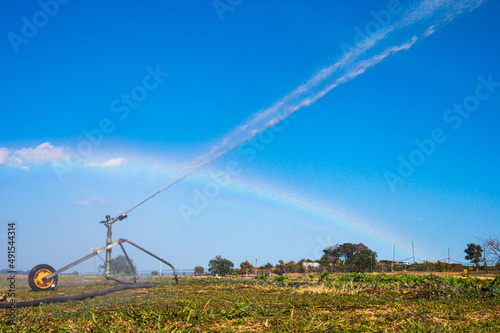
[0,274,499,332]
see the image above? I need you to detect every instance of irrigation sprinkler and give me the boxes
[28,213,178,292]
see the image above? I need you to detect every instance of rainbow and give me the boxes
[110,152,415,260]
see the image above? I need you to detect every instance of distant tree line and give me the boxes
[198,243,378,277]
[191,238,500,278]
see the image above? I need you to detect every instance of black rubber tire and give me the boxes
[28,264,58,291]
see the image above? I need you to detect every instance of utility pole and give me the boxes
[448,245,451,272]
[412,241,415,270]
[392,244,395,272]
[159,257,163,277]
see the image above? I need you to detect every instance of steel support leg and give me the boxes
[119,242,137,283]
[121,239,179,284]
[44,239,124,280]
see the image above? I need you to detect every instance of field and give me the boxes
[1,273,499,332]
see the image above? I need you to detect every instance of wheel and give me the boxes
[28,264,58,291]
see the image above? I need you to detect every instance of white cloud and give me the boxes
[88,157,127,168]
[0,142,67,168]
[13,142,67,164]
[0,143,127,172]
[74,196,107,206]
[0,148,10,165]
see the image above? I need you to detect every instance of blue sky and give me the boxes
[1,0,499,274]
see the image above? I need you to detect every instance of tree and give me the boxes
[464,243,483,271]
[274,260,301,275]
[98,255,136,275]
[151,270,159,276]
[208,255,234,276]
[285,261,302,273]
[275,260,287,275]
[482,236,500,266]
[318,258,331,272]
[321,245,340,264]
[262,262,273,276]
[322,243,377,272]
[350,249,377,272]
[240,260,253,277]
[194,266,204,276]
[322,243,357,268]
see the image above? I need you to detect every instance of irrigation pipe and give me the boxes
[0,283,155,308]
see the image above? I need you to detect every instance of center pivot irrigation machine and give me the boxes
[28,213,178,292]
[7,139,216,306]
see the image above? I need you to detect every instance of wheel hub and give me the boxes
[34,269,54,289]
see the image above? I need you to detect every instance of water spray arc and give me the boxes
[120,0,486,218]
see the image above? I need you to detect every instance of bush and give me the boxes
[194,266,204,276]
[273,275,291,283]
[492,275,500,286]
[256,274,267,281]
[318,272,334,283]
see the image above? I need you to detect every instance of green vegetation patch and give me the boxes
[0,274,499,332]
